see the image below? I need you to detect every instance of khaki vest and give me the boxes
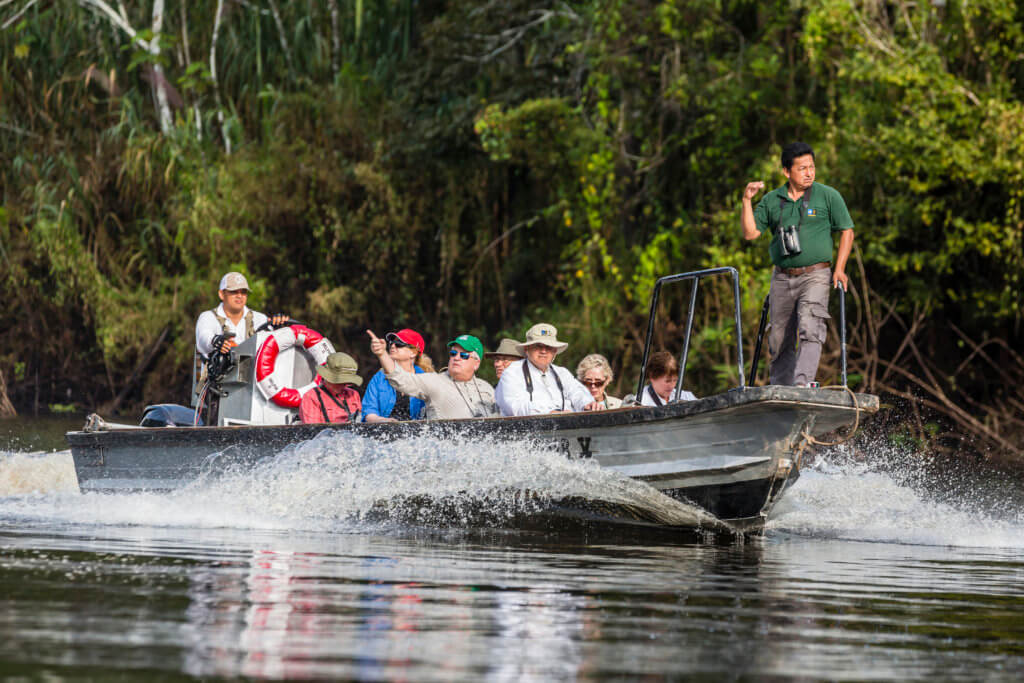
[196,309,255,392]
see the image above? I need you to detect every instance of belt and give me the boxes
[776,261,830,277]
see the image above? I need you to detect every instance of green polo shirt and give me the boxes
[753,182,854,268]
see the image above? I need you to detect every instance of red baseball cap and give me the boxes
[386,328,425,354]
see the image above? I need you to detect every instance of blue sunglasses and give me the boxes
[449,349,473,360]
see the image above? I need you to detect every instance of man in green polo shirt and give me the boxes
[740,142,855,386]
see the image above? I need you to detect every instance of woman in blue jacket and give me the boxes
[362,328,431,422]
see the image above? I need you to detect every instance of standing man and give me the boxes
[741,142,855,386]
[495,323,601,416]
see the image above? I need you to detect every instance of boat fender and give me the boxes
[255,324,335,408]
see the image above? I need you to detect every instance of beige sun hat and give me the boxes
[484,338,525,360]
[316,352,363,386]
[516,323,568,355]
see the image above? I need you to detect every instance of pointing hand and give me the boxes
[367,330,387,357]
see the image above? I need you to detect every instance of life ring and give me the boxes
[255,325,335,408]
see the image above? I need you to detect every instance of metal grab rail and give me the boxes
[635,267,746,401]
[747,295,771,386]
[839,282,848,387]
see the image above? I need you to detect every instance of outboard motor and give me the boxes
[140,404,203,427]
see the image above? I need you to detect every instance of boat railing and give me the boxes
[636,266,746,400]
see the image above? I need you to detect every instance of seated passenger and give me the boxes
[576,354,622,409]
[299,352,362,424]
[639,351,697,406]
[368,331,498,419]
[362,328,429,423]
[195,271,289,360]
[483,338,524,380]
[495,323,601,416]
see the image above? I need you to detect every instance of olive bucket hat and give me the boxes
[317,352,363,386]
[484,338,525,360]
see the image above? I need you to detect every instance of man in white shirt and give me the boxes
[495,323,602,416]
[195,272,288,359]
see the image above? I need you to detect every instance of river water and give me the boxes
[1,417,1022,680]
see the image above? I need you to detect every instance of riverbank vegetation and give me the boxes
[2,1,1022,463]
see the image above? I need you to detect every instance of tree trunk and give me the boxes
[150,0,172,133]
[210,0,230,153]
[0,367,16,419]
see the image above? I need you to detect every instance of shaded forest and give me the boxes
[1,1,1022,463]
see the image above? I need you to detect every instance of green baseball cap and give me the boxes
[447,334,484,360]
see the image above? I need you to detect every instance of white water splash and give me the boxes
[768,458,1024,548]
[0,431,720,532]
[0,451,78,495]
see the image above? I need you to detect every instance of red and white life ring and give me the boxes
[255,325,335,408]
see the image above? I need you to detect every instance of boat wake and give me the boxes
[0,450,78,496]
[0,432,726,535]
[768,456,1024,548]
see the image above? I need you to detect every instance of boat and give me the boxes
[66,267,878,533]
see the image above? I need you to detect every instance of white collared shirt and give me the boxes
[495,359,594,416]
[195,303,269,357]
[639,384,697,406]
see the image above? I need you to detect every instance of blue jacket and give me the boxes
[361,367,425,421]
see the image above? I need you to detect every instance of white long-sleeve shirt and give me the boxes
[195,304,268,357]
[495,359,594,416]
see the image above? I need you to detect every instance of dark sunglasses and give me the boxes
[449,349,473,360]
[582,378,607,388]
[386,334,412,350]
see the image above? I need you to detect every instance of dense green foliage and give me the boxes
[1,1,1022,458]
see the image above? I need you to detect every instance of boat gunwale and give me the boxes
[66,386,877,448]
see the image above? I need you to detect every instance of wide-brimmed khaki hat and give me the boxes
[516,323,568,355]
[484,338,525,360]
[317,352,363,386]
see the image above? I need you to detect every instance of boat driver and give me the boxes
[195,271,289,361]
[495,323,601,416]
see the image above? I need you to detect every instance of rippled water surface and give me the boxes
[2,419,1023,680]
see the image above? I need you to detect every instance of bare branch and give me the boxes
[210,0,230,153]
[460,6,579,64]
[2,0,39,31]
[266,0,295,76]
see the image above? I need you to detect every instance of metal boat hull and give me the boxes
[67,386,877,531]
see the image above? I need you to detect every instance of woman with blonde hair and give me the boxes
[362,328,432,422]
[575,354,622,409]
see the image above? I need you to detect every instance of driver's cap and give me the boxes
[219,272,249,291]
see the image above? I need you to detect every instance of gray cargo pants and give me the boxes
[768,266,831,386]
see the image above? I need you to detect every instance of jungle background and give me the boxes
[1,0,1022,464]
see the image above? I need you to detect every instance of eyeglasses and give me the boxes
[449,349,473,360]
[225,289,248,296]
[582,379,607,388]
[387,339,411,350]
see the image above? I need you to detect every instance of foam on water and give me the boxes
[0,450,78,495]
[768,457,1024,548]
[0,431,721,532]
